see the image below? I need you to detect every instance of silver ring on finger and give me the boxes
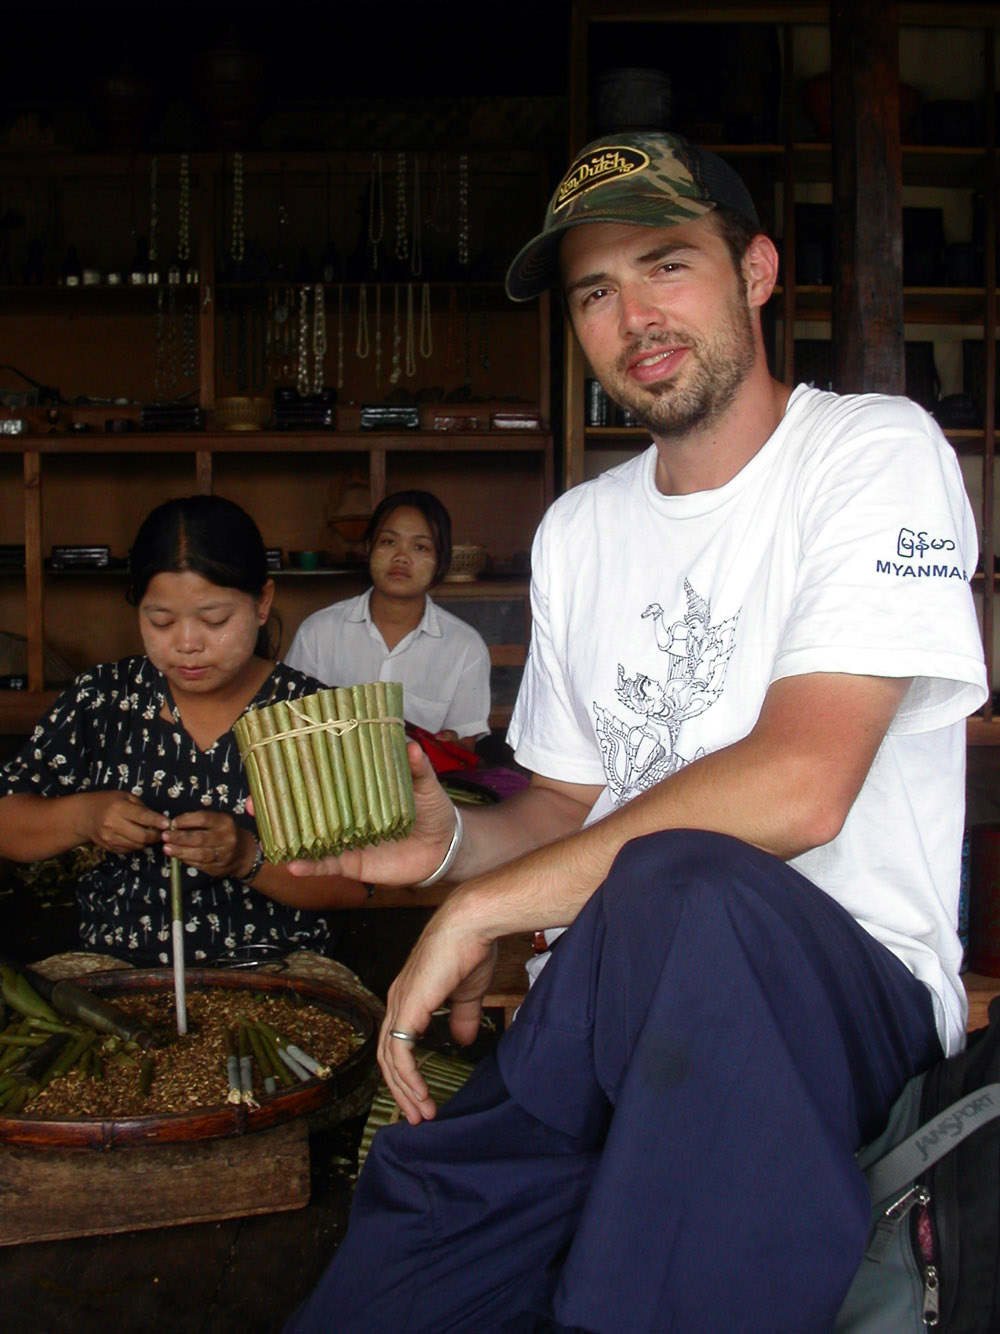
[388,1029,420,1044]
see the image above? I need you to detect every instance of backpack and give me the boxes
[834,997,1000,1332]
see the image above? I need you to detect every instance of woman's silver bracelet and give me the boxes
[414,807,464,888]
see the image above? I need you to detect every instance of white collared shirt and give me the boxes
[285,588,492,739]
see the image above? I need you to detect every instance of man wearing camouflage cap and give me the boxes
[287,134,986,1332]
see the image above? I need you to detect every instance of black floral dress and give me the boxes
[1,656,335,966]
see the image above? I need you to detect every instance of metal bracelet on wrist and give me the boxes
[242,839,265,884]
[414,806,464,888]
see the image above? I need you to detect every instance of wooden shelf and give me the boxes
[0,430,553,455]
[0,145,555,727]
[775,287,996,325]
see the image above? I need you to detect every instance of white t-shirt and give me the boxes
[508,386,988,1053]
[285,588,492,739]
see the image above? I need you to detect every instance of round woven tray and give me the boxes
[0,965,380,1150]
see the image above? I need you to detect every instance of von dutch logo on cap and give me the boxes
[554,146,650,214]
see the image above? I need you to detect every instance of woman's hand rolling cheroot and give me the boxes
[162,810,257,880]
[82,791,169,854]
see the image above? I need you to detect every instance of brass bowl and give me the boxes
[445,544,487,583]
[213,396,272,431]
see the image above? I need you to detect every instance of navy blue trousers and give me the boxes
[286,831,942,1334]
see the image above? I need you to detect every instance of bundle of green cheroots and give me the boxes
[233,683,415,861]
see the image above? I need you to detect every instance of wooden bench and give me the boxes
[964,972,1000,1032]
[480,944,1000,1035]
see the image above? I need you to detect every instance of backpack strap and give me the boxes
[865,1082,1000,1203]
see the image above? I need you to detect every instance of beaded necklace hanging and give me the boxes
[368,153,384,272]
[313,284,327,393]
[176,156,196,383]
[296,287,309,395]
[389,283,401,386]
[458,153,470,268]
[231,153,245,265]
[182,301,196,381]
[356,282,370,359]
[178,153,191,271]
[410,154,423,277]
[395,151,408,264]
[405,282,416,378]
[155,287,167,397]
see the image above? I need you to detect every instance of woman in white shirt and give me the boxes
[285,491,492,749]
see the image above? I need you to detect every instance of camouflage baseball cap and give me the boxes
[505,131,761,302]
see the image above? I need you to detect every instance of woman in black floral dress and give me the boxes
[0,496,367,965]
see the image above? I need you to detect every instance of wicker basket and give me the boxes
[445,544,487,582]
[213,396,272,431]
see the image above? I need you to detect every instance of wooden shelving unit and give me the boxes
[0,148,555,734]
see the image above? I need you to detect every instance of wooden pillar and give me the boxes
[830,0,904,394]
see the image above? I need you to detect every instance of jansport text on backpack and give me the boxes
[835,996,1000,1332]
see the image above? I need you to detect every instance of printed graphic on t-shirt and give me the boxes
[594,579,739,804]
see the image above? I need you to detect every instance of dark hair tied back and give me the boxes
[363,490,453,586]
[126,495,276,657]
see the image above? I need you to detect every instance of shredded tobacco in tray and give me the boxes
[19,989,358,1119]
